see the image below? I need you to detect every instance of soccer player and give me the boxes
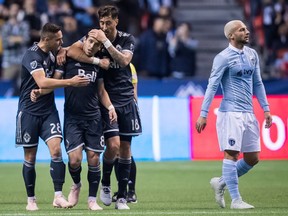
[15,23,90,211]
[67,5,142,210]
[195,20,272,209]
[31,34,117,210]
[112,63,139,204]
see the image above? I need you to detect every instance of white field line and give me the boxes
[0,211,285,216]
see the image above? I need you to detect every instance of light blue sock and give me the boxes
[236,159,253,177]
[219,159,253,187]
[222,159,241,201]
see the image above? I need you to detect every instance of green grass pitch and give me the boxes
[0,160,287,216]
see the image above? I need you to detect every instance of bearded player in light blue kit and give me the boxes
[196,20,272,209]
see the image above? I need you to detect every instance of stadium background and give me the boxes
[0,0,288,162]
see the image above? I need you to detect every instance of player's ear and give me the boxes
[115,18,119,26]
[228,33,233,40]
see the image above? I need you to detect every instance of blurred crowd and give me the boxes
[0,0,198,96]
[241,0,288,79]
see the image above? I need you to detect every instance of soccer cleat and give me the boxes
[210,177,226,208]
[88,199,103,211]
[26,197,39,211]
[68,183,81,206]
[53,194,73,208]
[100,185,112,206]
[127,191,137,203]
[231,198,255,209]
[115,198,130,210]
[112,192,118,202]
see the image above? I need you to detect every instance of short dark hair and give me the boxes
[98,5,119,20]
[40,23,61,39]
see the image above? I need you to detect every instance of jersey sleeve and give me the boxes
[252,49,270,112]
[200,53,227,117]
[122,34,135,54]
[22,50,45,75]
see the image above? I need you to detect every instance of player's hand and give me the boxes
[99,58,110,70]
[88,29,99,40]
[57,47,67,66]
[97,30,108,43]
[70,75,90,87]
[109,107,117,124]
[30,89,41,102]
[264,111,272,128]
[195,116,207,133]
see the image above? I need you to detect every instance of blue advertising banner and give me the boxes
[0,97,190,162]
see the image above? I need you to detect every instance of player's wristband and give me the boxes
[103,39,112,49]
[108,104,114,111]
[92,57,100,65]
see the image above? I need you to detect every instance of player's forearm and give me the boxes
[103,40,131,67]
[37,77,73,89]
[67,46,93,64]
[99,91,114,110]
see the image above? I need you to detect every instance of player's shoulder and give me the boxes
[214,47,230,62]
[22,44,41,63]
[243,45,257,55]
[117,30,135,40]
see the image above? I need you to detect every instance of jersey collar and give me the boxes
[229,43,244,54]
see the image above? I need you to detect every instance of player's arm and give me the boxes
[57,46,69,66]
[196,54,226,133]
[89,29,133,67]
[97,79,117,123]
[32,69,89,89]
[67,40,110,70]
[30,71,63,102]
[252,50,272,129]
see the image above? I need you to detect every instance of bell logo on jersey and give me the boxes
[78,69,97,82]
[110,60,120,68]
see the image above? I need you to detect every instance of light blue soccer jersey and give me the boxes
[200,44,270,117]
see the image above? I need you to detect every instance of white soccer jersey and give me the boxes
[200,44,270,117]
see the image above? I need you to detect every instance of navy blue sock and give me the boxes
[22,160,36,197]
[117,157,131,199]
[68,163,82,184]
[101,155,115,186]
[114,158,119,182]
[50,157,66,192]
[128,156,136,192]
[87,164,101,197]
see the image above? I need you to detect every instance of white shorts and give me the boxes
[216,111,260,152]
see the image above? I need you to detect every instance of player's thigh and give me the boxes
[118,101,142,136]
[242,113,260,152]
[64,118,85,154]
[101,107,119,139]
[216,112,244,152]
[84,119,105,153]
[16,111,39,147]
[41,111,62,143]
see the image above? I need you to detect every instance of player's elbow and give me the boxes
[37,80,50,89]
[119,59,130,68]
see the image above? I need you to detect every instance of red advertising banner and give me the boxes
[190,96,288,160]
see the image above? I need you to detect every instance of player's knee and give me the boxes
[245,157,259,166]
[69,157,82,167]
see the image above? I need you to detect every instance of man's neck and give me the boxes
[37,41,49,53]
[108,30,117,42]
